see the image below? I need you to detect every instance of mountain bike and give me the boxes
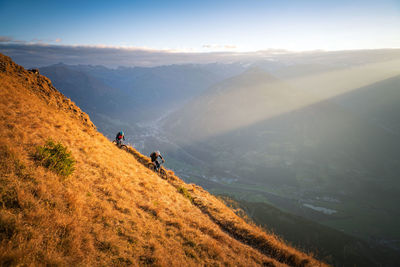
[112,140,128,151]
[147,159,167,179]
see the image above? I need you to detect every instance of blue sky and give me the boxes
[1,0,399,51]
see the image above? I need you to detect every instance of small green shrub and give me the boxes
[34,139,75,177]
[178,186,192,202]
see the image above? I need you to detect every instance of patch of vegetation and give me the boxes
[139,255,156,265]
[34,139,75,177]
[177,186,192,202]
[138,204,158,218]
[0,186,21,210]
[0,213,17,240]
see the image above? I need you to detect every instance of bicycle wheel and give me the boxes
[120,145,128,151]
[147,162,156,171]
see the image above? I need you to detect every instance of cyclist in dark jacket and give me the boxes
[150,150,164,171]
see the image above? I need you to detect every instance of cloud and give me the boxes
[0,43,272,68]
[224,45,237,49]
[29,38,63,44]
[31,38,43,43]
[0,36,13,42]
[202,44,237,50]
[0,36,25,43]
[1,43,395,69]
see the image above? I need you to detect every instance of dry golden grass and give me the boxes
[0,53,326,266]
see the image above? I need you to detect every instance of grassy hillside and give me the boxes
[0,53,323,266]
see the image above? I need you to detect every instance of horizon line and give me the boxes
[1,41,400,54]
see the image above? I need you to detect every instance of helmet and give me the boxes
[120,131,124,136]
[156,150,161,155]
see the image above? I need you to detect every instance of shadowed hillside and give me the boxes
[0,53,324,266]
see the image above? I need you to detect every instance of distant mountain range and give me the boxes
[40,63,246,123]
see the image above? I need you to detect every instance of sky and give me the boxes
[0,0,399,66]
[1,0,400,51]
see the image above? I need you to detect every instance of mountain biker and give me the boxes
[150,150,165,171]
[115,131,125,146]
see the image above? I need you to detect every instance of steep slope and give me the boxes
[0,53,323,266]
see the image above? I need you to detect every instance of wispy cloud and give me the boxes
[0,42,398,68]
[202,44,237,50]
[0,36,13,42]
[0,36,25,43]
[0,43,273,68]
